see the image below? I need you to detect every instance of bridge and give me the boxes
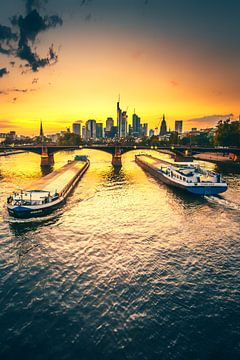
[1,144,239,168]
[0,144,79,166]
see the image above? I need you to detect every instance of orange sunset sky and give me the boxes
[0,0,239,135]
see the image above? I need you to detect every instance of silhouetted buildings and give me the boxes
[117,100,128,137]
[72,122,81,136]
[86,119,96,139]
[175,120,183,133]
[96,123,103,139]
[159,114,167,135]
[132,112,141,136]
[141,123,148,136]
[149,129,154,137]
[82,126,86,140]
[106,117,114,131]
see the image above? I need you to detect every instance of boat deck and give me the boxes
[30,160,88,196]
[136,155,172,168]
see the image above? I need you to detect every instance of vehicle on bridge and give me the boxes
[135,155,228,196]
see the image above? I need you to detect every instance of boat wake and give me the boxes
[205,195,240,211]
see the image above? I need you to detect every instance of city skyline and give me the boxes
[0,1,239,135]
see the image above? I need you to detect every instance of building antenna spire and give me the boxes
[40,119,44,139]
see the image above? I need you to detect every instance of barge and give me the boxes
[7,155,89,218]
[135,154,227,196]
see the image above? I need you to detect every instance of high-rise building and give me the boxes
[109,126,118,138]
[159,114,167,135]
[72,122,81,136]
[117,99,128,137]
[86,119,97,139]
[149,129,154,137]
[96,123,103,139]
[82,126,86,140]
[141,123,148,136]
[132,112,141,136]
[175,120,183,134]
[128,124,133,136]
[106,117,114,131]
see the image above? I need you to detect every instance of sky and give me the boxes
[0,0,239,135]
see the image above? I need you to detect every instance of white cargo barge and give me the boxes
[135,154,227,196]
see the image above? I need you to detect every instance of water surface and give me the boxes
[0,150,239,360]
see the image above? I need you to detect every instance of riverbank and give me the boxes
[193,152,238,163]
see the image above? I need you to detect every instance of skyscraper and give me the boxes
[132,112,141,136]
[72,122,81,136]
[175,120,183,133]
[82,126,86,140]
[149,129,154,137]
[159,114,167,135]
[106,117,114,131]
[86,119,97,139]
[96,123,103,139]
[117,98,128,137]
[141,123,148,136]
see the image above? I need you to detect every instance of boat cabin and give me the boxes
[7,190,56,206]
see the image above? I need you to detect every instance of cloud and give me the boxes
[0,0,63,73]
[32,77,39,84]
[80,0,92,6]
[186,114,234,127]
[170,80,178,87]
[0,87,36,95]
[25,0,48,13]
[0,24,17,55]
[85,13,92,22]
[12,97,17,103]
[0,68,9,78]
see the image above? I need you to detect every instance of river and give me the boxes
[0,150,239,360]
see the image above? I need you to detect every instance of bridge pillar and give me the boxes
[229,153,240,161]
[174,148,193,162]
[41,152,54,166]
[112,147,122,168]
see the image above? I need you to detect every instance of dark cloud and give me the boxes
[12,97,17,103]
[25,0,48,13]
[0,24,17,55]
[0,87,36,95]
[0,68,9,78]
[80,0,92,6]
[12,88,28,93]
[0,0,63,73]
[85,13,92,22]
